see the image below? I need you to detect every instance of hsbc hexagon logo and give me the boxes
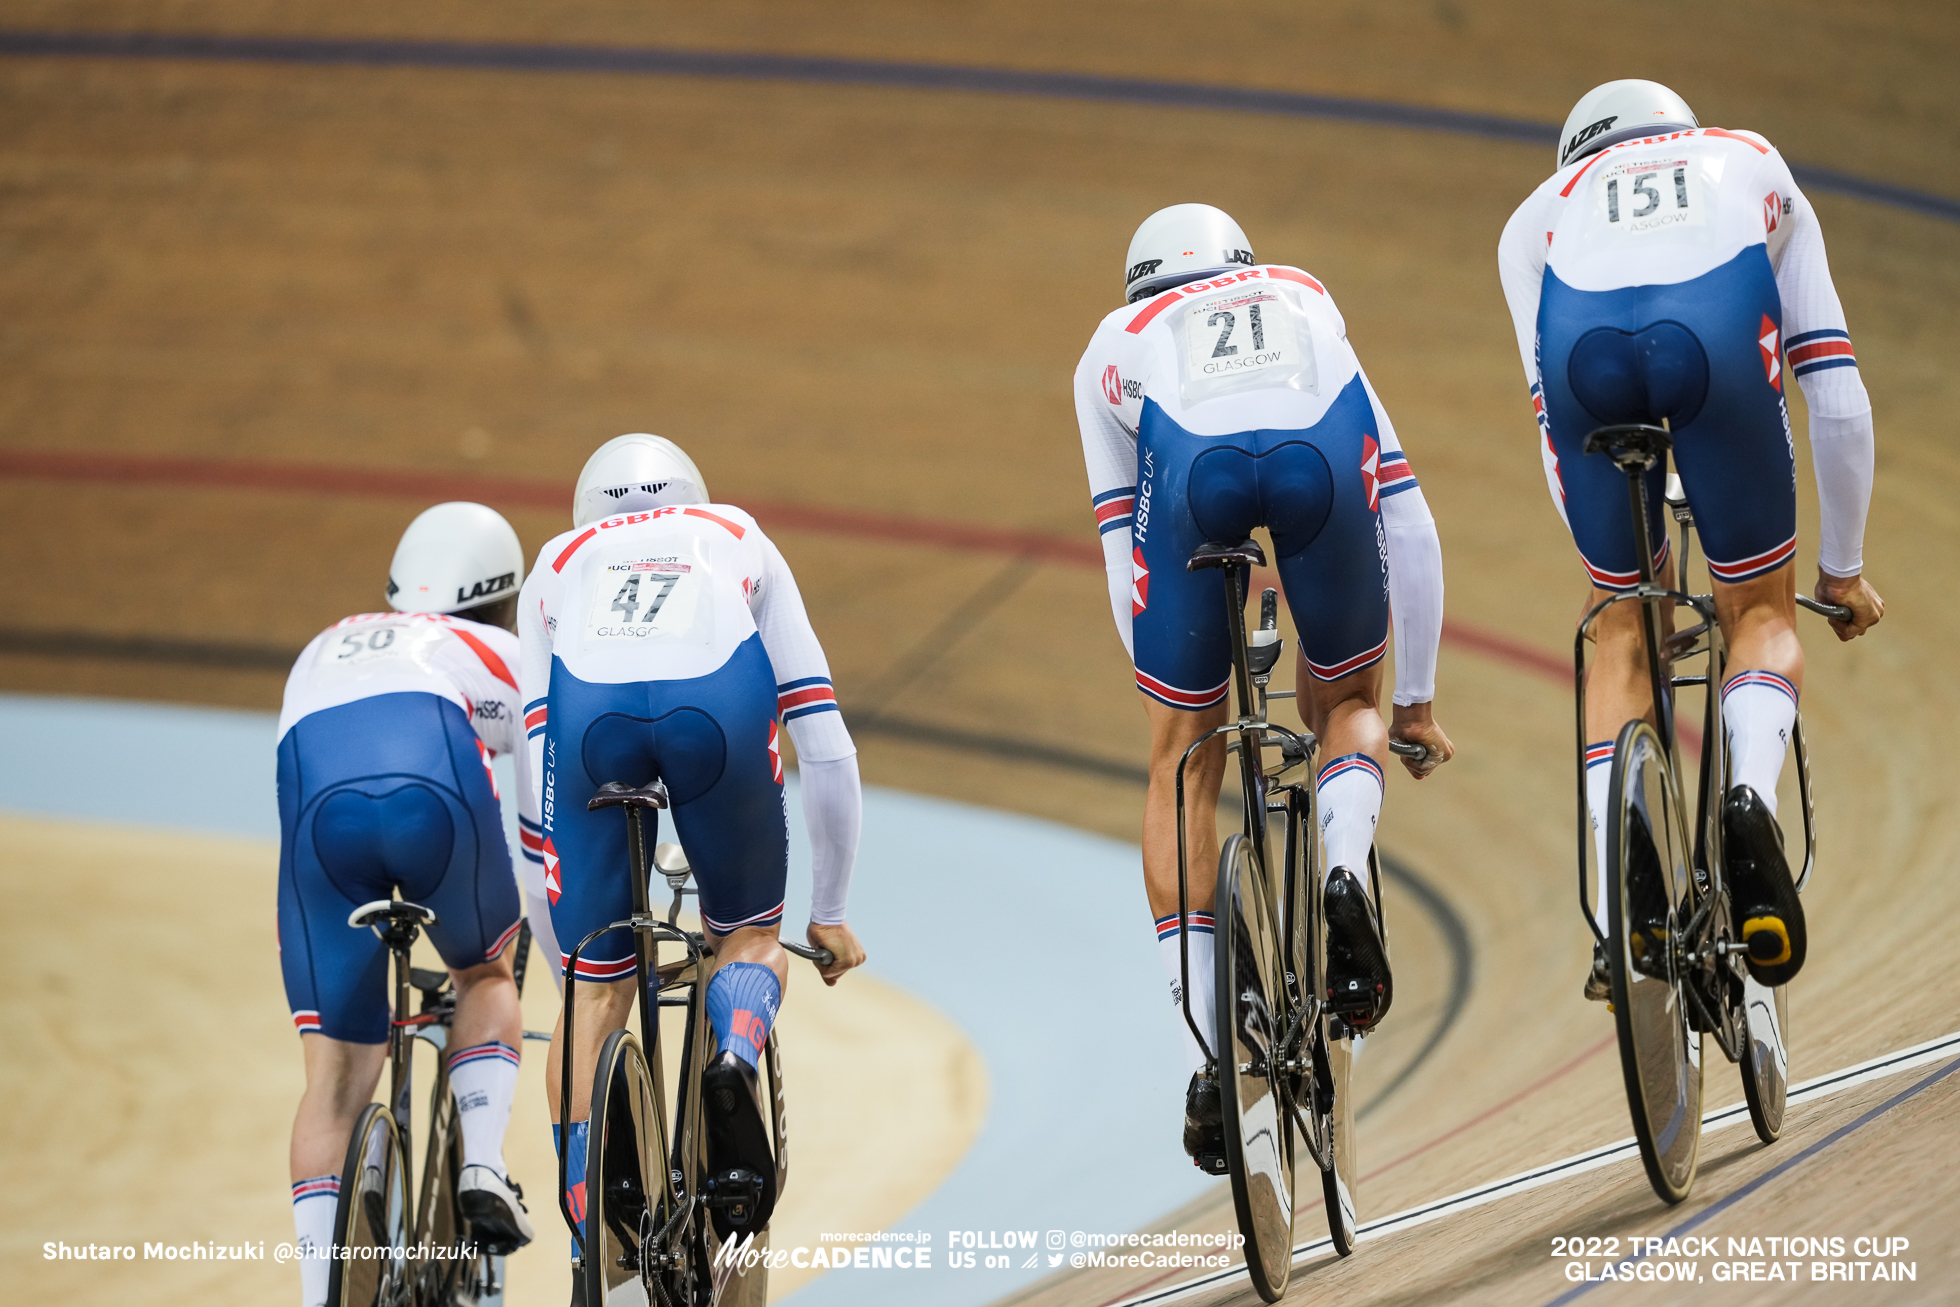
[1103,365,1123,405]
[1759,316,1782,391]
[542,837,563,905]
[1360,435,1382,512]
[1131,547,1150,616]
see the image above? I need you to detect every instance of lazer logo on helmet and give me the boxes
[456,572,517,605]
[1223,248,1254,267]
[1126,258,1164,286]
[1562,114,1618,166]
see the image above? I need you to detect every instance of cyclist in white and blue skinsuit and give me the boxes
[1498,80,1886,999]
[277,503,539,1307]
[1076,205,1454,1170]
[518,434,866,1261]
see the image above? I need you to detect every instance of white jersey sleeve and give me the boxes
[1359,370,1444,705]
[1496,181,1568,527]
[1764,162,1875,578]
[514,549,563,915]
[1073,310,1145,661]
[751,531,861,926]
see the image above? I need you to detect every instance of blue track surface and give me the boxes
[1,29,1956,225]
[0,692,1207,1305]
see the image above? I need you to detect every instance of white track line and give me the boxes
[1106,1028,1960,1307]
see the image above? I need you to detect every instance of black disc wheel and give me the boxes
[1739,976,1790,1143]
[1606,720,1703,1204]
[1215,833,1296,1303]
[329,1102,410,1307]
[585,1029,668,1307]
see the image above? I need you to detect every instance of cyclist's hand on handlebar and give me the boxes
[1389,702,1454,780]
[1816,570,1883,642]
[806,922,866,987]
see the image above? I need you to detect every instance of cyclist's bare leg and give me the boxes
[1581,550,1684,737]
[1714,564,1803,690]
[1298,656,1388,768]
[289,1035,388,1181]
[708,923,789,987]
[449,950,522,1056]
[1141,696,1229,920]
[289,1035,387,1300]
[544,977,635,1126]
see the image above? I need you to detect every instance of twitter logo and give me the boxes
[1047,1253,1064,1267]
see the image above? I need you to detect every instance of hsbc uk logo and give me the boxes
[1102,365,1143,405]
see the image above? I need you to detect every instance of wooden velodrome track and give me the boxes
[2,4,1957,1304]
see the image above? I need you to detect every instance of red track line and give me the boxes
[0,447,1582,681]
[1356,1031,1618,1186]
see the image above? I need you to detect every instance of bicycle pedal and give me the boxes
[1325,977,1385,1016]
[1193,1152,1229,1176]
[705,1167,765,1216]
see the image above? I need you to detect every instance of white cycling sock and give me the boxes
[1586,741,1614,932]
[1155,914,1215,1075]
[1317,753,1385,885]
[291,1176,339,1307]
[1722,671,1798,817]
[449,1041,521,1175]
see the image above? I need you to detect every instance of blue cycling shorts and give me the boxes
[277,692,522,1043]
[1539,245,1798,591]
[1132,374,1391,709]
[541,633,788,981]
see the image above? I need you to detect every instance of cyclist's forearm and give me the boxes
[1382,489,1444,706]
[1806,404,1874,579]
[797,750,861,926]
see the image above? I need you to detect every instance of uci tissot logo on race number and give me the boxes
[586,557,706,643]
[1596,156,1705,235]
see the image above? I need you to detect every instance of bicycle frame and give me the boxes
[1170,558,1318,1077]
[558,799,706,1273]
[1573,425,1836,1058]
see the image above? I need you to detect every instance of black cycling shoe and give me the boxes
[1324,867,1393,1027]
[1583,940,1611,1003]
[702,1051,778,1239]
[1183,1071,1227,1175]
[1724,784,1807,986]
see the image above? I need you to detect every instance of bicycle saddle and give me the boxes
[1582,423,1672,469]
[348,899,438,931]
[1187,538,1267,572]
[588,778,670,812]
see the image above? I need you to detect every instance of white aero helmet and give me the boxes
[1557,80,1699,171]
[572,433,708,528]
[1124,204,1256,304]
[386,501,524,615]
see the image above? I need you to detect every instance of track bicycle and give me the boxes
[329,908,539,1307]
[1576,422,1850,1204]
[559,777,833,1307]
[1172,538,1425,1303]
